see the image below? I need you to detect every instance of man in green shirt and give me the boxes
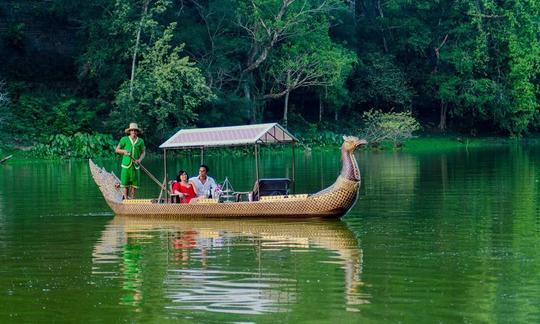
[115,123,146,199]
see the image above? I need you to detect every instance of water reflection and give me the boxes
[362,151,420,196]
[92,217,367,315]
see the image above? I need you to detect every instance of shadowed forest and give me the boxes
[0,0,538,153]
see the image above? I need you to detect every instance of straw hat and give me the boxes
[125,122,143,134]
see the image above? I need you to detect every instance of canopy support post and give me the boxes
[160,149,168,203]
[200,147,204,164]
[291,141,296,194]
[254,144,260,185]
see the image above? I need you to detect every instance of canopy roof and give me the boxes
[159,123,298,149]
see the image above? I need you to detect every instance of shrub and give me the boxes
[10,93,109,139]
[361,110,421,147]
[33,133,116,158]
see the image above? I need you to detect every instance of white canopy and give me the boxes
[159,123,298,149]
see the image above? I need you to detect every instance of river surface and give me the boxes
[1,145,539,322]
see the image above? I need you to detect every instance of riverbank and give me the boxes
[2,135,539,162]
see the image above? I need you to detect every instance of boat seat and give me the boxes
[252,178,290,201]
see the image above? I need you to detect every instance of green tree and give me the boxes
[112,24,214,145]
[355,0,540,135]
[174,0,355,127]
[235,0,347,122]
[79,0,172,98]
[264,20,356,127]
[172,1,251,126]
[504,0,540,134]
[350,52,414,111]
[433,0,540,135]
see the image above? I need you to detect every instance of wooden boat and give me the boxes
[90,124,366,218]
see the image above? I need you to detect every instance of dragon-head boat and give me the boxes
[90,124,367,218]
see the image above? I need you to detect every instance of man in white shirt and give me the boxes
[189,164,217,198]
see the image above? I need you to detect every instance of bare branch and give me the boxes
[466,12,505,19]
[434,34,449,59]
[0,80,9,107]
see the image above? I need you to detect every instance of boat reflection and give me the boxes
[92,216,368,314]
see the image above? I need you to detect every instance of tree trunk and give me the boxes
[438,100,447,131]
[377,0,388,53]
[283,90,290,127]
[319,93,324,123]
[283,71,291,127]
[346,0,356,22]
[130,0,150,98]
[243,80,255,124]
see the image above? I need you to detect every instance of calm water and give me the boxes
[1,145,540,322]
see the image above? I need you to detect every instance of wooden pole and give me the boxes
[200,147,204,164]
[255,144,260,184]
[127,155,166,191]
[291,141,296,194]
[163,149,168,201]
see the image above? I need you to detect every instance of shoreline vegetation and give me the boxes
[1,134,538,162]
[1,1,539,161]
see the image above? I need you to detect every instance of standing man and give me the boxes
[115,123,146,199]
[189,164,217,198]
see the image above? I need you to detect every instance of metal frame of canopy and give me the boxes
[157,123,299,201]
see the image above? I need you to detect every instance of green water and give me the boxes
[1,145,540,322]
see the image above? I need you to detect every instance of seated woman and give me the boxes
[172,170,199,203]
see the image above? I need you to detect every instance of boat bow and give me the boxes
[311,136,367,201]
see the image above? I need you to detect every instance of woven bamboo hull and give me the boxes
[89,159,360,218]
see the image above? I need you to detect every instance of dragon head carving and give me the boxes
[342,136,368,152]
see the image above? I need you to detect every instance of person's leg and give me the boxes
[130,168,140,199]
[120,168,130,199]
[130,187,137,199]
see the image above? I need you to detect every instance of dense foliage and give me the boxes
[33,133,117,158]
[0,0,539,153]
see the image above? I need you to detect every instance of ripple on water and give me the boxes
[165,269,296,315]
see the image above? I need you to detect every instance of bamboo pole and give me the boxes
[128,155,167,192]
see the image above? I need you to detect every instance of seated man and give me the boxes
[189,164,217,198]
